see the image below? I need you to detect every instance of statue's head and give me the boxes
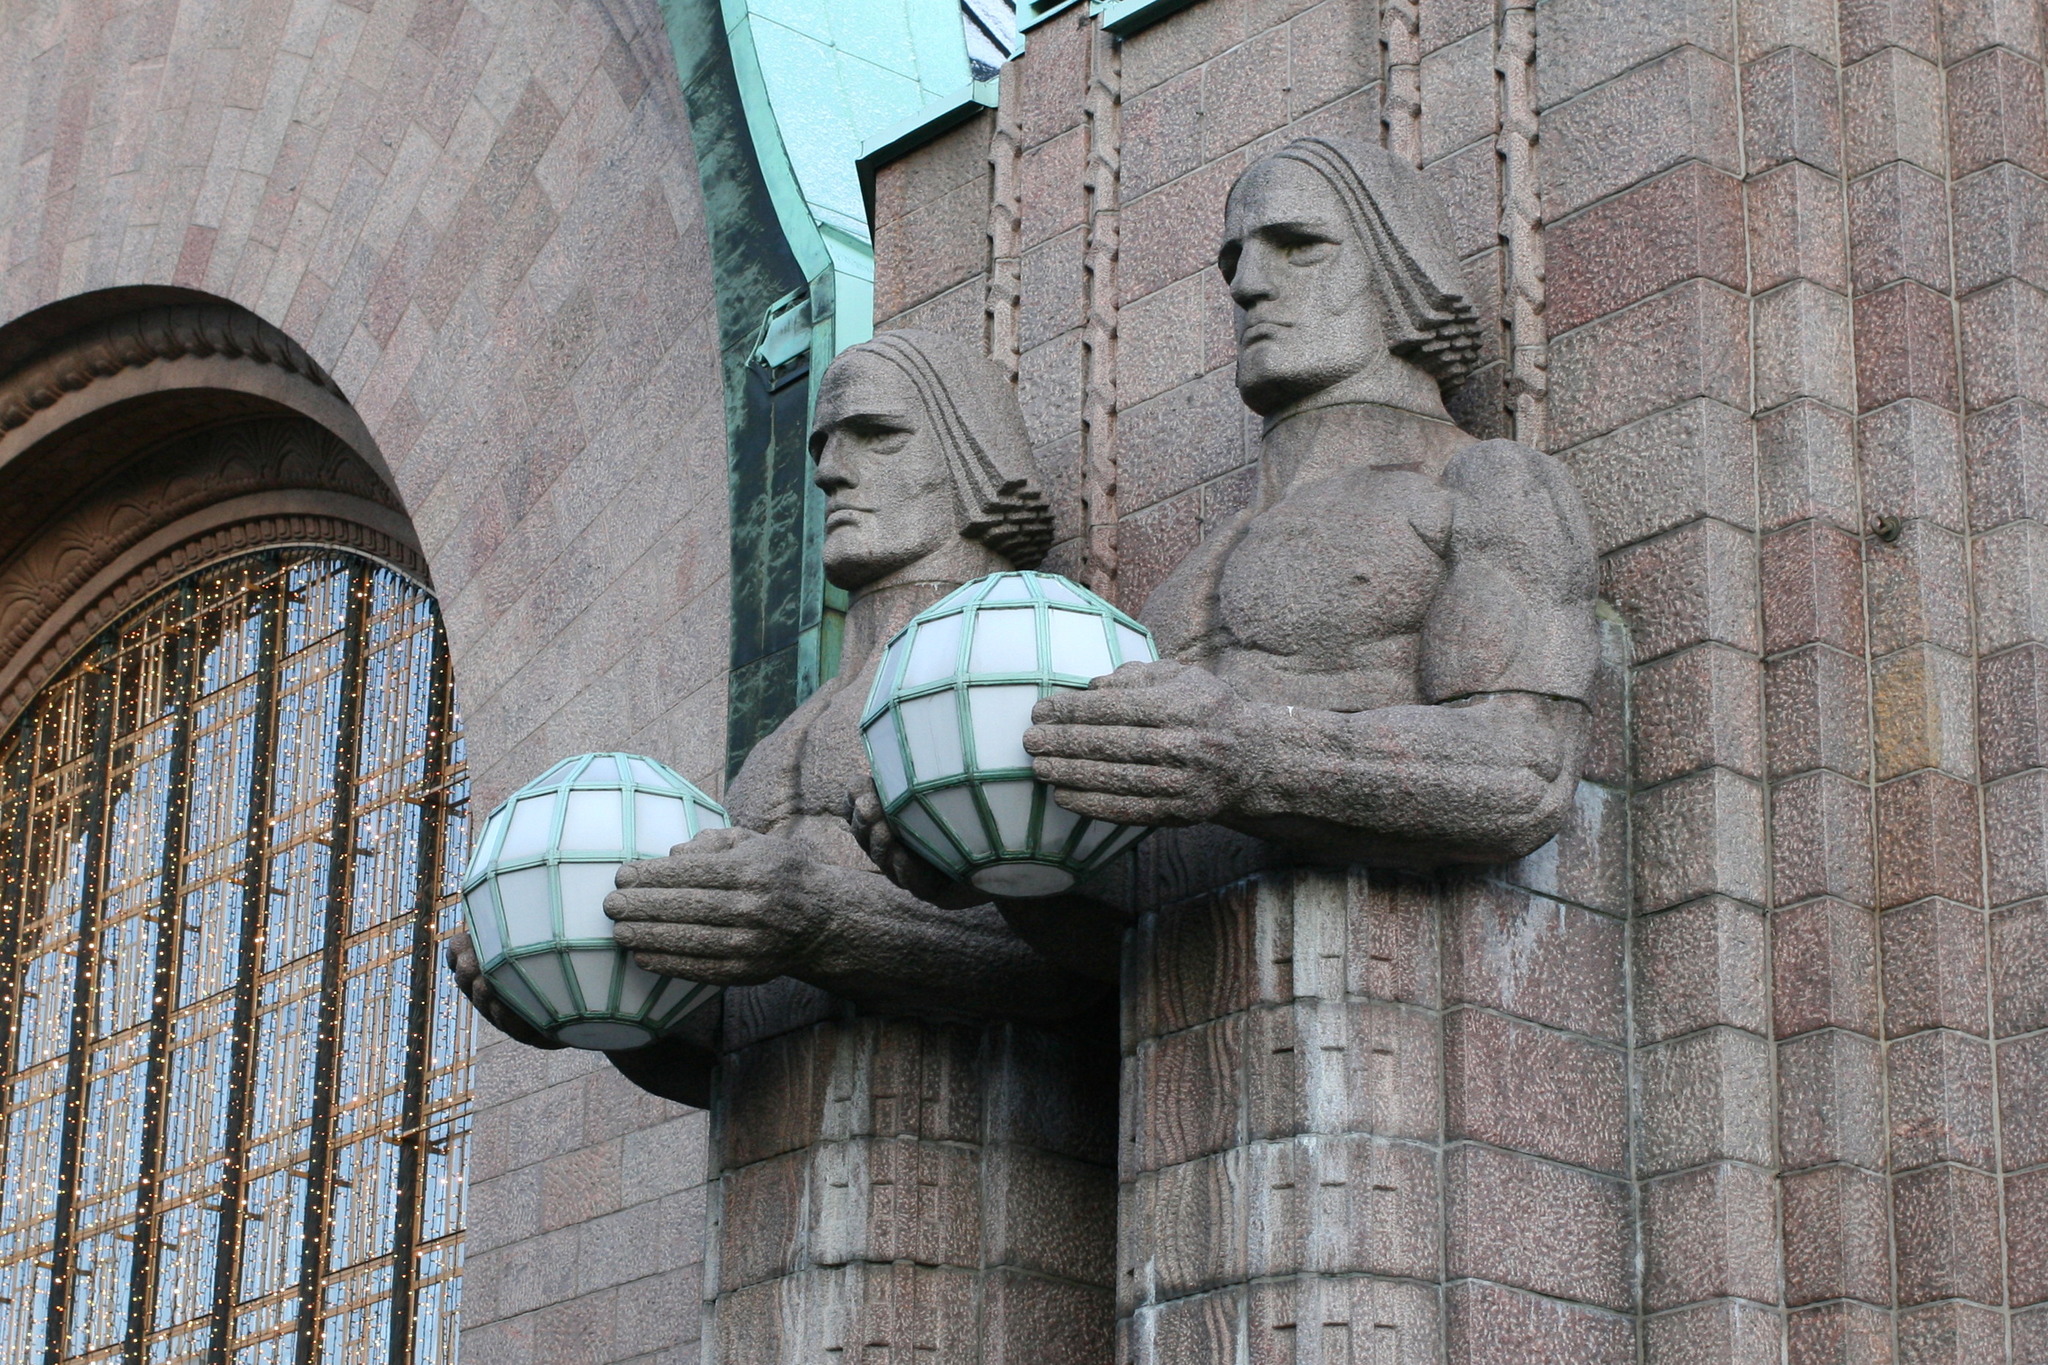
[811,329,1052,592]
[1220,137,1482,416]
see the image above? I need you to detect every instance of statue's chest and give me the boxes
[1214,480,1448,660]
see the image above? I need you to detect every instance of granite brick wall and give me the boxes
[0,0,731,1361]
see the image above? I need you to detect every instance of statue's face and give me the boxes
[1219,157,1389,415]
[812,351,961,590]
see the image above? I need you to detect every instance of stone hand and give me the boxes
[444,925,566,1050]
[849,778,992,909]
[604,826,829,985]
[1025,659,1243,827]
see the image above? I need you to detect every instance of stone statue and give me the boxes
[449,328,1118,1361]
[1026,136,1597,865]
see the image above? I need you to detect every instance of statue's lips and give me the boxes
[1242,321,1290,344]
[825,507,871,529]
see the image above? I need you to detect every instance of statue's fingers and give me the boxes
[1031,683,1208,729]
[606,887,768,927]
[612,920,767,957]
[613,849,756,891]
[1032,755,1199,797]
[1024,722,1196,766]
[629,951,780,986]
[1044,788,1208,828]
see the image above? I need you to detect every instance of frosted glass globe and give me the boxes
[860,571,1156,897]
[462,752,727,1050]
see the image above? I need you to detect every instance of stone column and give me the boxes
[706,983,1116,1363]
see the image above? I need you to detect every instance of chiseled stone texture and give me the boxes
[0,1,730,1362]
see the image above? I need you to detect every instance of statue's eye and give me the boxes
[1285,241,1335,265]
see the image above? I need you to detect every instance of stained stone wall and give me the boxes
[0,0,731,1361]
[870,0,2048,1358]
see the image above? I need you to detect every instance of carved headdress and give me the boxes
[842,329,1054,569]
[1256,137,1484,387]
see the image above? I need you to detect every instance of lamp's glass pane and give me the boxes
[488,966,550,1030]
[968,608,1039,674]
[866,634,909,716]
[556,862,621,941]
[498,794,557,863]
[496,867,556,948]
[981,780,1036,852]
[627,757,666,788]
[580,755,619,784]
[984,574,1032,602]
[465,882,505,965]
[693,802,728,831]
[899,692,965,782]
[1102,824,1150,858]
[1071,820,1117,861]
[473,805,512,872]
[1038,577,1085,605]
[923,788,992,859]
[520,953,579,1017]
[865,711,909,804]
[560,789,624,853]
[1047,610,1114,681]
[634,793,691,857]
[535,757,578,784]
[1039,791,1081,854]
[567,950,618,1013]
[893,801,963,873]
[616,958,662,1016]
[1115,623,1156,666]
[901,613,964,688]
[967,685,1039,771]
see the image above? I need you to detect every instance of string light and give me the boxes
[0,550,473,1362]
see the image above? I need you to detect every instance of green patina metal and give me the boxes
[658,0,988,778]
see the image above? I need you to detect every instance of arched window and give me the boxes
[0,547,470,1364]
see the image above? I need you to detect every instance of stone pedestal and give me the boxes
[706,982,1117,1364]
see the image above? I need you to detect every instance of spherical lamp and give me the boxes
[461,752,727,1049]
[860,570,1157,898]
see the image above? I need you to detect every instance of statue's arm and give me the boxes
[1029,440,1599,866]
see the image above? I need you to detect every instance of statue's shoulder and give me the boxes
[1437,437,1596,592]
[1440,437,1577,502]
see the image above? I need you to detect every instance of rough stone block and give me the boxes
[1503,778,1634,916]
[1840,0,1942,63]
[1748,160,1850,296]
[1871,642,1978,780]
[1744,46,1844,175]
[1641,1162,1781,1309]
[1201,26,1290,160]
[1940,0,2047,61]
[1758,398,1858,531]
[1119,70,1204,202]
[1786,1299,1896,1364]
[1637,1026,1777,1174]
[1245,1000,1443,1146]
[1541,47,1741,219]
[1536,0,1736,109]
[1241,1134,1443,1282]
[1849,161,1954,294]
[1560,400,1755,553]
[1962,276,2048,409]
[1634,644,1764,786]
[1601,517,1762,665]
[1633,766,1769,912]
[1755,280,1856,414]
[1117,366,1253,514]
[2012,1165,2048,1305]
[1020,126,1088,248]
[1643,1297,1783,1364]
[872,169,994,319]
[1998,1035,2048,1162]
[1549,163,1748,337]
[1419,28,1496,163]
[1762,521,1865,656]
[1017,11,1092,140]
[1739,0,1840,61]
[1952,162,2048,296]
[1987,766,2048,905]
[1777,1027,1887,1168]
[1893,1163,2005,1305]
[1887,1028,1998,1168]
[1766,645,1871,780]
[1290,0,1376,121]
[1860,398,1965,531]
[1896,1300,2008,1362]
[1993,898,2048,1034]
[1882,898,1992,1036]
[1443,883,1626,1040]
[1446,1280,1635,1365]
[1119,0,1244,100]
[1129,1017,1244,1174]
[1118,158,1239,306]
[1781,1164,1894,1306]
[1445,1009,1627,1171]
[1238,1273,1444,1365]
[1973,517,2048,650]
[1635,898,1771,1043]
[2017,1302,2048,1362]
[1855,280,1961,412]
[1771,769,1877,907]
[1444,1143,1633,1311]
[1946,46,2048,177]
[1426,139,1507,261]
[1774,898,1883,1037]
[1875,770,1983,908]
[1843,46,1949,177]
[1552,279,1749,447]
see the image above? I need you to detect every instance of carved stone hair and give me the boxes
[846,329,1054,569]
[1253,136,1485,387]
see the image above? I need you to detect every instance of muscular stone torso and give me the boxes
[1147,462,1457,714]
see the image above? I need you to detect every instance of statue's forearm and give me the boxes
[1219,692,1587,862]
[797,864,1110,1020]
